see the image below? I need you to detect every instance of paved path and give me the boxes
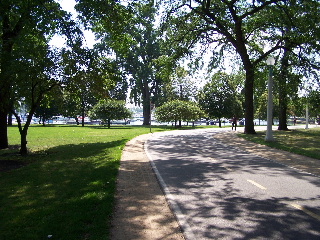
[110,134,184,240]
[146,128,320,240]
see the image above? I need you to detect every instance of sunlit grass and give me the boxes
[0,124,178,240]
[239,127,320,160]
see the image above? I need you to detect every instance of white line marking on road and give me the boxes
[247,179,267,190]
[145,139,197,239]
[209,157,218,163]
[289,203,320,221]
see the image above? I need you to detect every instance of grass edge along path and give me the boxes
[238,127,320,160]
[213,127,320,177]
[0,125,207,240]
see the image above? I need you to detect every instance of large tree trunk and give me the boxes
[0,111,8,149]
[0,54,11,149]
[81,98,85,127]
[142,83,151,126]
[75,117,79,125]
[278,47,289,130]
[42,118,46,126]
[278,95,288,130]
[143,101,151,125]
[234,38,256,134]
[7,100,14,126]
[0,7,22,149]
[13,111,31,155]
[20,129,28,155]
[13,91,42,155]
[244,67,256,134]
[0,42,11,148]
[7,112,13,126]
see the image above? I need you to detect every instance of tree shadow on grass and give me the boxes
[0,139,127,240]
[241,131,320,161]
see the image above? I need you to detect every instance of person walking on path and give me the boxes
[232,116,237,130]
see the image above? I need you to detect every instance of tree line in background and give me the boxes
[1,0,320,154]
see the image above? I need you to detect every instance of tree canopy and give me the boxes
[0,0,83,151]
[308,90,320,123]
[198,72,243,127]
[76,1,169,125]
[155,100,204,127]
[160,0,320,133]
[88,99,132,128]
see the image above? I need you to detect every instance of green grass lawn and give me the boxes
[2,124,318,239]
[0,124,182,240]
[239,127,320,160]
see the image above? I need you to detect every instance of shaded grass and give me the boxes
[239,128,320,160]
[0,124,180,240]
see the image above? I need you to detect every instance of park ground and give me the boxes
[0,124,319,239]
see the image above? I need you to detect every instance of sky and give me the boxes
[50,0,97,48]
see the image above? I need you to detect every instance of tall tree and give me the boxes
[273,0,320,130]
[111,2,164,125]
[161,66,198,103]
[11,44,63,154]
[155,100,204,127]
[198,72,243,127]
[88,99,132,128]
[34,99,61,126]
[76,0,166,125]
[62,47,121,126]
[0,0,80,149]
[308,90,320,124]
[161,0,320,134]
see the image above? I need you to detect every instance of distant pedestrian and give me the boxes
[232,116,237,131]
[293,118,296,126]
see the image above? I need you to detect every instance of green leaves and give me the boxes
[88,99,132,128]
[198,72,243,120]
[155,100,204,123]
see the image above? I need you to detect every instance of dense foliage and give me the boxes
[198,72,243,127]
[0,0,83,153]
[159,0,320,133]
[88,99,132,128]
[155,100,204,127]
[308,90,320,123]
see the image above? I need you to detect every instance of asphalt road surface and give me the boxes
[146,128,320,240]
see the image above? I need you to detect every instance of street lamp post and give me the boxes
[265,56,275,141]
